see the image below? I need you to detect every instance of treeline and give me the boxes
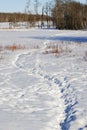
[52,0,87,29]
[0,12,50,22]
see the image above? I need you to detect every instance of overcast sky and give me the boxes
[0,0,86,13]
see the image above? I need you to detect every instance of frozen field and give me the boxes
[0,29,87,130]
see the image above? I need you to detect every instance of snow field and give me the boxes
[0,29,87,130]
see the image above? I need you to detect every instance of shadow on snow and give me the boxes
[23,36,87,43]
[60,101,78,130]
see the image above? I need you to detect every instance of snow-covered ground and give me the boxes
[0,29,87,130]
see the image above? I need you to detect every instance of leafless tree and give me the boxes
[25,0,31,14]
[44,1,52,28]
[34,0,39,15]
[52,0,87,29]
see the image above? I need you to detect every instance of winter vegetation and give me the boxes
[52,0,87,29]
[0,0,87,130]
[0,28,87,130]
[43,42,72,56]
[0,0,87,29]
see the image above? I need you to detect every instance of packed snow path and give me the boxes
[0,29,87,130]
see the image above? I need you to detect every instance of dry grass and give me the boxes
[0,44,26,52]
[4,44,26,51]
[33,45,39,49]
[0,44,26,61]
[0,46,3,51]
[84,51,87,61]
[0,55,3,60]
[44,42,72,57]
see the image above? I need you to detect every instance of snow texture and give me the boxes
[0,28,87,130]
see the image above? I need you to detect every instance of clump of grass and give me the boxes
[4,44,25,51]
[30,45,40,49]
[44,42,71,57]
[33,45,39,49]
[45,45,61,54]
[84,51,87,61]
[0,44,26,52]
[0,46,3,51]
[0,44,26,62]
[0,55,3,60]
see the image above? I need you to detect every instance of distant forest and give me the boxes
[0,13,50,22]
[0,0,87,30]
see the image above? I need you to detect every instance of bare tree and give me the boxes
[34,0,39,15]
[25,0,31,14]
[44,1,52,28]
[41,6,44,28]
[52,0,87,29]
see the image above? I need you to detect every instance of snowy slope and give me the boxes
[0,29,87,130]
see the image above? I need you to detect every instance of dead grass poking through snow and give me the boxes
[0,44,26,52]
[84,51,87,61]
[4,44,26,51]
[0,44,26,61]
[44,42,72,57]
